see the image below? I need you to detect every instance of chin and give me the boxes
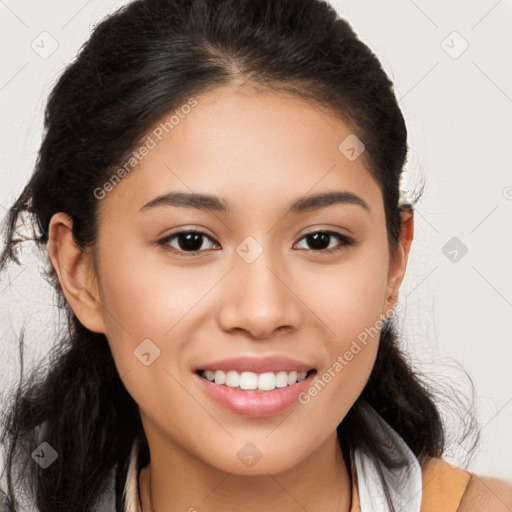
[201,442,311,476]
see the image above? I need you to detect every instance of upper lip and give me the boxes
[195,355,315,374]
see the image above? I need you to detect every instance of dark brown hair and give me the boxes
[0,1,478,511]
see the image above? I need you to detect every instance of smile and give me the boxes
[198,369,312,391]
[195,368,317,418]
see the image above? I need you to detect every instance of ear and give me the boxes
[382,206,414,317]
[47,212,106,333]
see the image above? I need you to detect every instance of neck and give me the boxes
[139,431,352,512]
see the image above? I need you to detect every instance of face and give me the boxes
[50,83,410,476]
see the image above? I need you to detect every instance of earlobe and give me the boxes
[47,212,106,333]
[382,207,414,316]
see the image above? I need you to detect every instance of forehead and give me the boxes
[98,83,382,219]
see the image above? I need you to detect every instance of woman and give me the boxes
[0,0,510,511]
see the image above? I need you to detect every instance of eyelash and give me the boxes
[157,229,356,257]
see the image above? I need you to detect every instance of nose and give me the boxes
[216,248,303,340]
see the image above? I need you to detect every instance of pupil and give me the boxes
[309,233,328,250]
[180,233,202,251]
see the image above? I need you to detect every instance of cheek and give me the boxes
[96,248,203,425]
[95,235,224,408]
[301,240,389,346]
[94,234,180,369]
[97,229,202,338]
[295,241,389,410]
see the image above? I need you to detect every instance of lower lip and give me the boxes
[195,371,317,418]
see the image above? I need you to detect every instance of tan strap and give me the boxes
[420,458,472,512]
[349,456,472,512]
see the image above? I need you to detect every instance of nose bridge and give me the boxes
[217,235,301,338]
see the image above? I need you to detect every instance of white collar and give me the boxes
[352,401,423,511]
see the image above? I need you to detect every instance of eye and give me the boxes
[158,230,219,256]
[294,230,356,254]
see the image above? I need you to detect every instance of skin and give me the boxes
[459,476,512,512]
[48,83,415,511]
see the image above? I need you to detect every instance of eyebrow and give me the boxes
[139,190,370,215]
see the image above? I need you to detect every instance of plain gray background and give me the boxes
[0,0,511,481]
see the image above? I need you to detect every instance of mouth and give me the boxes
[194,368,318,418]
[195,368,317,392]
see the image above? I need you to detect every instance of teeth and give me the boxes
[214,370,225,385]
[225,371,240,388]
[200,369,309,390]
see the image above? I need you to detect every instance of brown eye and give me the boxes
[294,231,355,254]
[158,231,219,255]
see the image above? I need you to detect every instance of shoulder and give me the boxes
[458,474,512,511]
